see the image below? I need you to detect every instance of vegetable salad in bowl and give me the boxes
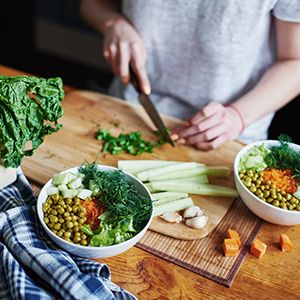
[37,162,153,258]
[234,136,300,225]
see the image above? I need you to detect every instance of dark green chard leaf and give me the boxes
[0,75,64,167]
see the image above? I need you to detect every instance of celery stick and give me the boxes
[151,182,238,198]
[153,197,193,216]
[137,162,200,182]
[144,183,158,193]
[118,160,179,173]
[150,166,229,180]
[150,175,209,185]
[151,191,189,201]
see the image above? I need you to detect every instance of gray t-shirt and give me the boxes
[109,0,300,143]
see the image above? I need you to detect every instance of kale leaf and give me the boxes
[0,75,64,167]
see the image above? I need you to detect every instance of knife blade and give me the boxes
[129,67,175,147]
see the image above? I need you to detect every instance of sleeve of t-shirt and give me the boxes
[272,0,300,22]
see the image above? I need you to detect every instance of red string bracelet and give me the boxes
[226,104,245,133]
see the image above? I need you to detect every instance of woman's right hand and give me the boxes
[103,17,151,94]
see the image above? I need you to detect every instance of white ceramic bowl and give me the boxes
[234,140,300,226]
[37,165,153,258]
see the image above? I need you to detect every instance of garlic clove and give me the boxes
[183,205,203,219]
[185,215,208,229]
[160,211,182,223]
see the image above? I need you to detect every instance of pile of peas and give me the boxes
[43,194,89,245]
[239,169,300,211]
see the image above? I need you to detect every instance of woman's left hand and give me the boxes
[171,102,244,150]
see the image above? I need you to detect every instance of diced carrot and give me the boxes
[250,238,267,259]
[223,238,239,257]
[226,229,241,247]
[279,234,293,252]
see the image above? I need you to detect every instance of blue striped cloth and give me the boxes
[0,169,136,300]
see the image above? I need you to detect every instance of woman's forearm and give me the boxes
[80,0,123,34]
[233,59,300,127]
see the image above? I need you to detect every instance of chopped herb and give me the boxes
[96,128,167,156]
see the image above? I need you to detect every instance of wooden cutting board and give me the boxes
[22,90,242,240]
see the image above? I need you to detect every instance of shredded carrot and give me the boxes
[81,197,104,230]
[262,168,299,194]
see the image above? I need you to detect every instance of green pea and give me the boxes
[50,215,58,223]
[81,233,87,240]
[267,198,273,203]
[47,199,53,205]
[78,212,85,218]
[256,180,262,186]
[74,232,81,238]
[280,202,287,209]
[57,207,65,214]
[65,198,72,205]
[286,194,292,201]
[245,181,252,188]
[73,226,80,232]
[263,191,270,198]
[266,180,272,186]
[80,239,88,246]
[265,185,270,190]
[247,170,254,176]
[64,231,71,238]
[270,184,276,190]
[277,194,282,201]
[57,230,63,237]
[66,206,72,213]
[239,173,244,179]
[261,197,267,202]
[71,215,78,221]
[78,206,86,213]
[59,217,65,224]
[51,210,58,216]
[72,206,79,213]
[48,223,54,229]
[54,223,61,230]
[44,217,49,224]
[250,186,256,193]
[74,197,80,205]
[64,216,72,222]
[66,221,74,229]
[73,236,81,243]
[296,205,300,211]
[281,191,286,196]
[273,200,280,207]
[78,218,85,225]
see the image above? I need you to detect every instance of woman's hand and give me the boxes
[103,17,151,94]
[171,102,244,150]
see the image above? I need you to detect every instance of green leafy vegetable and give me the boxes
[264,134,300,181]
[96,128,167,156]
[86,212,135,247]
[0,75,64,167]
[79,161,152,232]
[239,144,269,171]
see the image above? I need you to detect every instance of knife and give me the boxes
[129,67,175,147]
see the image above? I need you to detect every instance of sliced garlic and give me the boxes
[183,205,203,219]
[160,211,182,223]
[185,215,208,229]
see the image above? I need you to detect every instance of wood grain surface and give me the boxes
[21,90,241,240]
[2,65,300,299]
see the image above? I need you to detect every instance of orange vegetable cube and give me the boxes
[250,238,267,259]
[223,238,239,257]
[279,234,293,252]
[226,229,241,247]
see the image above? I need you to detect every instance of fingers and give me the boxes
[185,123,227,145]
[195,134,228,151]
[130,43,151,94]
[189,102,223,125]
[118,42,130,84]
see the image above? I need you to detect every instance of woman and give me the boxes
[81,0,300,149]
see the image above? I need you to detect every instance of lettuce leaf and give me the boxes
[239,144,269,171]
[85,212,136,247]
[0,75,64,167]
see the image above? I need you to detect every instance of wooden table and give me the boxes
[1,65,299,300]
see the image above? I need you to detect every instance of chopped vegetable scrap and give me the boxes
[279,233,293,252]
[96,128,167,156]
[0,75,64,167]
[250,238,267,259]
[223,238,239,257]
[226,229,241,247]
